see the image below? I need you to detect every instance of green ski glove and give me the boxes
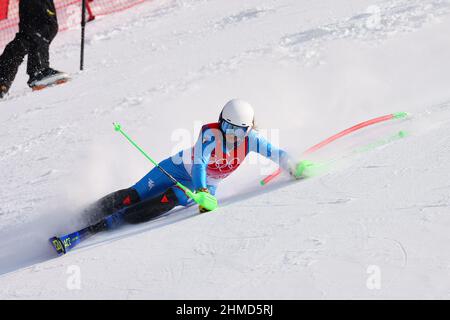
[289,160,314,179]
[197,188,213,213]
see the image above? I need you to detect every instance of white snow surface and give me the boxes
[0,0,450,299]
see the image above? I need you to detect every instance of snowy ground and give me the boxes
[0,0,449,299]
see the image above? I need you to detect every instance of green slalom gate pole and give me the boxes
[113,123,218,211]
[260,112,409,186]
[292,130,410,179]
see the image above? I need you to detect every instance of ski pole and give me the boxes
[80,0,86,70]
[113,123,218,211]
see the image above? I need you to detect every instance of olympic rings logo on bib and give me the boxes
[211,157,241,172]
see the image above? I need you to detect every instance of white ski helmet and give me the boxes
[219,99,255,127]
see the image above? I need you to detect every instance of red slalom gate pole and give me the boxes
[260,112,408,186]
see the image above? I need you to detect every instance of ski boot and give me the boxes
[28,68,70,91]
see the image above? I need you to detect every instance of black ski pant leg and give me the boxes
[83,187,141,224]
[0,33,30,88]
[88,188,180,233]
[20,0,58,78]
[26,40,50,78]
[121,188,180,224]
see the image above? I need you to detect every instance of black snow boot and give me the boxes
[28,67,69,89]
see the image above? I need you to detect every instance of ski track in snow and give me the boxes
[0,0,450,298]
[280,0,450,62]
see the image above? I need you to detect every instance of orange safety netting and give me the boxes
[0,0,148,47]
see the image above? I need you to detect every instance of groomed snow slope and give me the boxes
[0,0,449,299]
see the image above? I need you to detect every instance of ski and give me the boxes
[49,204,133,256]
[49,228,90,255]
[32,77,71,91]
[49,237,66,255]
[49,219,105,255]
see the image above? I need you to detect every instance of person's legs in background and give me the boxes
[0,33,30,97]
[26,39,50,86]
[25,28,67,88]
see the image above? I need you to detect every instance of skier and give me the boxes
[84,99,303,228]
[51,99,304,254]
[0,0,68,98]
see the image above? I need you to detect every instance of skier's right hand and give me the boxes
[197,188,212,213]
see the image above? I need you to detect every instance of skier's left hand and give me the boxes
[289,160,314,179]
[197,188,212,213]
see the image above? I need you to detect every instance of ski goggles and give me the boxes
[220,120,251,137]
